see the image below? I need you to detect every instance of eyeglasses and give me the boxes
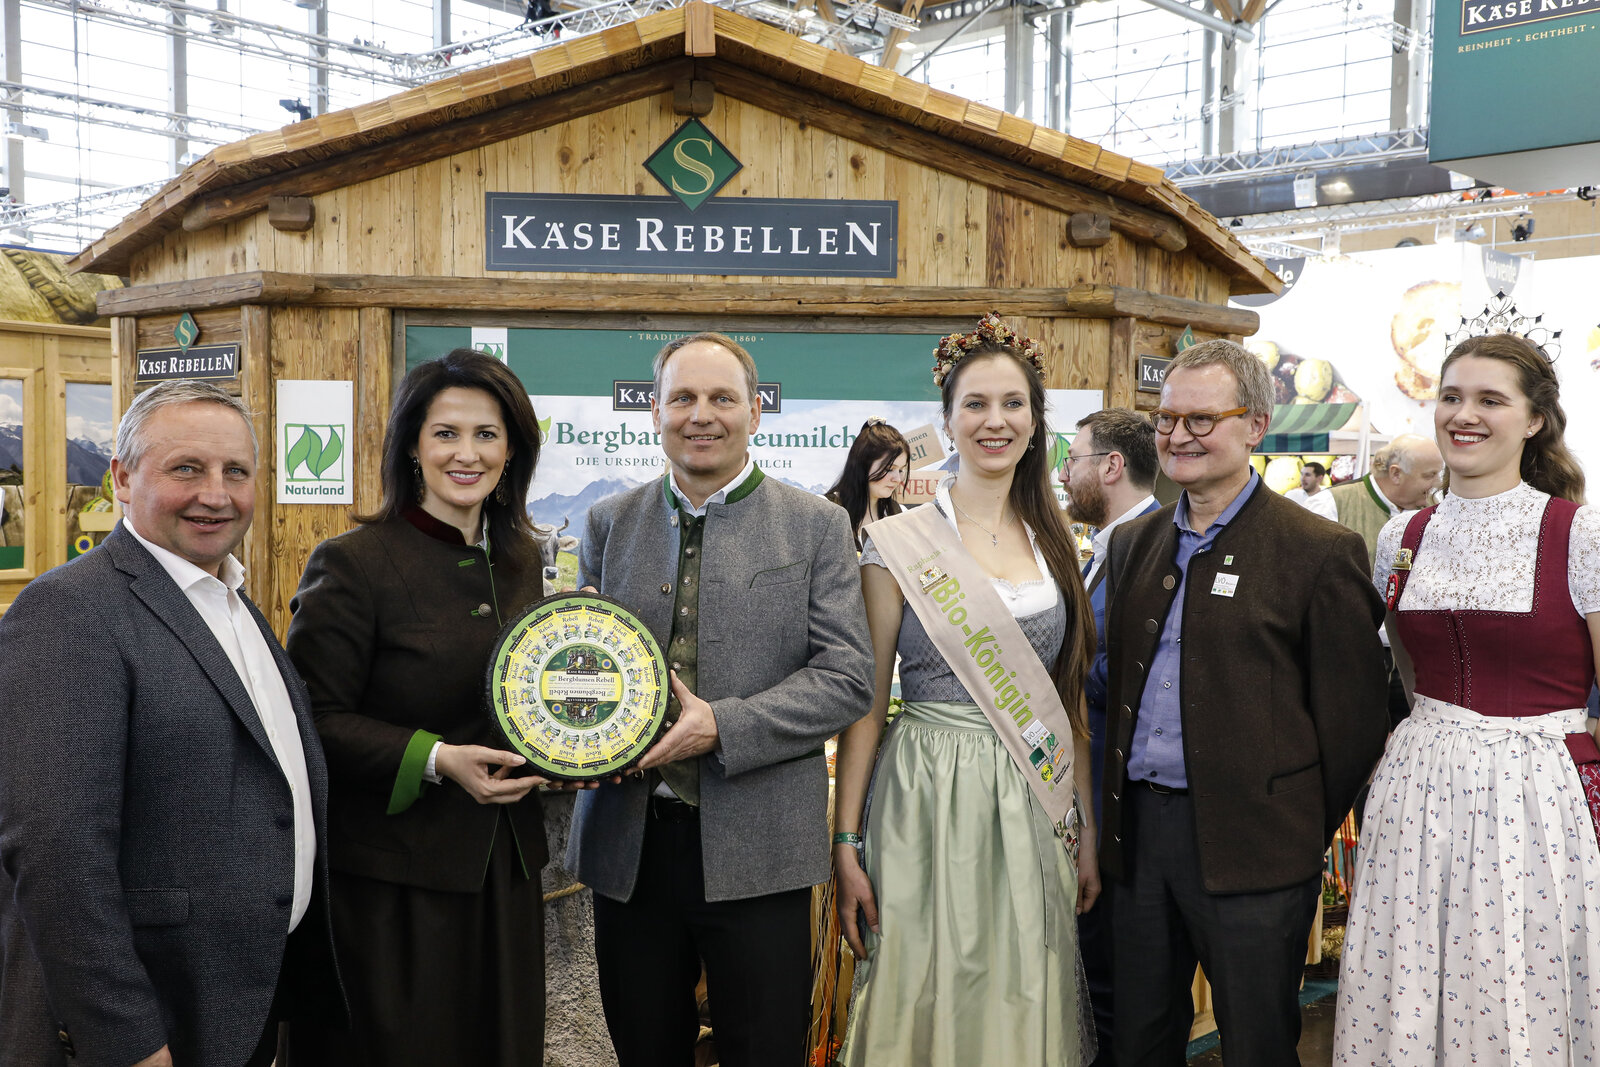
[1065,451,1113,465]
[1150,407,1249,438]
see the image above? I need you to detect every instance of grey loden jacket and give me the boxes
[568,471,873,903]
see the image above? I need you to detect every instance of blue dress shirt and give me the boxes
[1125,471,1260,788]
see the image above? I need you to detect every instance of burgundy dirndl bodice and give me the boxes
[1392,496,1600,834]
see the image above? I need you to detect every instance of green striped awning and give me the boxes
[1266,403,1357,434]
[1256,403,1358,455]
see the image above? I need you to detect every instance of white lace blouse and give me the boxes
[1373,481,1600,616]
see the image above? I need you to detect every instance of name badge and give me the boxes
[1021,719,1050,749]
[1211,573,1239,598]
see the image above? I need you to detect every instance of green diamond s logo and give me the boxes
[643,119,742,212]
[173,312,200,353]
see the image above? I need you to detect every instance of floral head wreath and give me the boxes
[932,312,1047,388]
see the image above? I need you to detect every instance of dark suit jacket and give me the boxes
[570,473,873,903]
[286,514,548,892]
[0,524,341,1067]
[1085,498,1163,816]
[1099,485,1388,894]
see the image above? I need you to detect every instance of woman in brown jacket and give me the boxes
[284,348,552,1065]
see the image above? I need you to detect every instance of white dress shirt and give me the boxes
[667,454,756,517]
[122,519,315,931]
[1285,486,1339,520]
[1083,493,1159,588]
[1367,475,1402,520]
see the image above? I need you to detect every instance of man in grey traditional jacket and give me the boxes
[571,331,873,1067]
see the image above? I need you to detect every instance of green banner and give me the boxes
[1430,0,1600,173]
[404,327,943,403]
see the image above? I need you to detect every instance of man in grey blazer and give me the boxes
[0,380,341,1067]
[572,332,872,1067]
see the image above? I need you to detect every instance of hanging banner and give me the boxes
[1230,243,1600,484]
[404,327,1100,541]
[1430,0,1600,187]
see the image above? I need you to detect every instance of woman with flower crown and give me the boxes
[831,314,1099,1066]
[1334,333,1600,1061]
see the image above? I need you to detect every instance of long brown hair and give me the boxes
[359,348,543,571]
[1440,334,1584,503]
[941,347,1095,739]
[825,420,911,538]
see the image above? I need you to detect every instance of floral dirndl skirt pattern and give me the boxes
[1334,697,1600,1064]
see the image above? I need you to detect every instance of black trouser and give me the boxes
[1355,649,1410,831]
[1111,783,1321,1067]
[1078,880,1117,1066]
[593,798,812,1067]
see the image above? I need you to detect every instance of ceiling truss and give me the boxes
[1,0,1459,253]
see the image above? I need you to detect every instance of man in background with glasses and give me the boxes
[1096,340,1388,1066]
[1060,407,1160,1066]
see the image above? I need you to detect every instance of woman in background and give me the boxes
[286,348,554,1066]
[1335,333,1600,1060]
[826,418,912,544]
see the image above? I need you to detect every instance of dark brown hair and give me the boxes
[1440,334,1584,503]
[941,346,1096,739]
[825,420,911,540]
[360,348,544,571]
[1074,408,1158,490]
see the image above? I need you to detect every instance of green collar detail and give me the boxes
[661,464,765,513]
[1362,474,1392,514]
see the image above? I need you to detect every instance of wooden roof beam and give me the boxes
[877,0,926,68]
[95,272,1259,335]
[175,63,682,237]
[703,60,1188,252]
[685,0,717,56]
[1240,0,1271,22]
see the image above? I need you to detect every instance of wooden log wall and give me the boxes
[0,322,114,610]
[116,305,392,634]
[107,72,1254,620]
[122,86,1236,395]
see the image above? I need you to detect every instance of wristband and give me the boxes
[833,831,863,846]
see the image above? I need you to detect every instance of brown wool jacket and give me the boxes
[1099,483,1388,894]
[287,513,548,892]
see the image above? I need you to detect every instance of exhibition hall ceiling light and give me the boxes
[3,122,47,142]
[1292,173,1317,208]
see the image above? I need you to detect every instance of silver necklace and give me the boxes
[950,498,1009,547]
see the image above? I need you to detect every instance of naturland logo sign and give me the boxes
[484,120,897,277]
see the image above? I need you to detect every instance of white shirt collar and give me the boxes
[1367,474,1401,517]
[1090,493,1158,558]
[121,517,245,594]
[668,454,755,517]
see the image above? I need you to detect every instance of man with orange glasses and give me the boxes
[1097,340,1387,1066]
